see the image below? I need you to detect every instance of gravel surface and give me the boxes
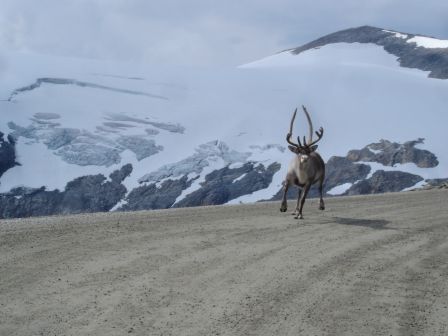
[1,189,447,336]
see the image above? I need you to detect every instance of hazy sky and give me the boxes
[1,0,447,66]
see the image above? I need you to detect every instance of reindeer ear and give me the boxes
[309,145,318,152]
[288,145,300,153]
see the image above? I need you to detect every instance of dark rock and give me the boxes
[344,170,423,195]
[324,157,371,191]
[0,189,61,218]
[121,175,194,211]
[58,174,126,214]
[422,178,448,190]
[0,132,19,179]
[109,164,133,184]
[176,162,281,207]
[347,138,438,168]
[425,178,448,187]
[0,165,132,218]
[270,137,435,200]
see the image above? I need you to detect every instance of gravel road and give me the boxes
[1,189,447,336]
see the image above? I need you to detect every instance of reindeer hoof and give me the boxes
[319,200,325,210]
[294,214,304,220]
[280,206,287,212]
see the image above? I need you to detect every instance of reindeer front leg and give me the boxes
[295,183,311,219]
[280,181,289,212]
[318,176,325,211]
[292,187,302,215]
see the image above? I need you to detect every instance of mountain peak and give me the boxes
[284,26,448,79]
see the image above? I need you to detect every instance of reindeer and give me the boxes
[280,106,325,219]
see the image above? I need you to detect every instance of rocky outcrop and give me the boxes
[176,162,281,207]
[120,176,194,211]
[324,157,371,191]
[344,170,423,195]
[271,138,437,200]
[347,138,438,168]
[121,161,281,210]
[0,132,19,179]
[270,156,371,201]
[0,164,132,218]
[421,178,448,190]
[119,139,282,210]
[289,26,448,79]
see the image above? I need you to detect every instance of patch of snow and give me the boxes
[383,30,408,39]
[407,36,448,49]
[154,174,187,189]
[327,182,353,196]
[367,146,382,154]
[401,180,427,192]
[361,161,439,180]
[232,173,247,183]
[228,162,245,169]
[110,199,128,211]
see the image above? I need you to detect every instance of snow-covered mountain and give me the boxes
[1,26,447,218]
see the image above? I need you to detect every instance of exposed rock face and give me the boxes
[324,157,371,191]
[347,138,438,168]
[0,164,132,218]
[422,178,448,190]
[0,132,18,179]
[122,161,281,210]
[290,26,448,79]
[120,176,194,211]
[110,164,133,184]
[344,170,423,195]
[271,138,436,201]
[176,162,281,207]
[270,156,371,201]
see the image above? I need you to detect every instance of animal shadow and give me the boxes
[331,216,391,230]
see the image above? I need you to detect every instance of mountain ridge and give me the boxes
[285,25,448,79]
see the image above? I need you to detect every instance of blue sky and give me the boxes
[1,0,447,66]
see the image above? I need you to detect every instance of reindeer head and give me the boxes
[286,106,324,157]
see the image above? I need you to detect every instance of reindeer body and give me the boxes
[286,152,325,187]
[280,106,325,219]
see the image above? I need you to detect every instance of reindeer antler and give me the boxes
[286,106,324,150]
[286,108,300,147]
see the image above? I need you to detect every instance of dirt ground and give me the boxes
[1,189,447,336]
